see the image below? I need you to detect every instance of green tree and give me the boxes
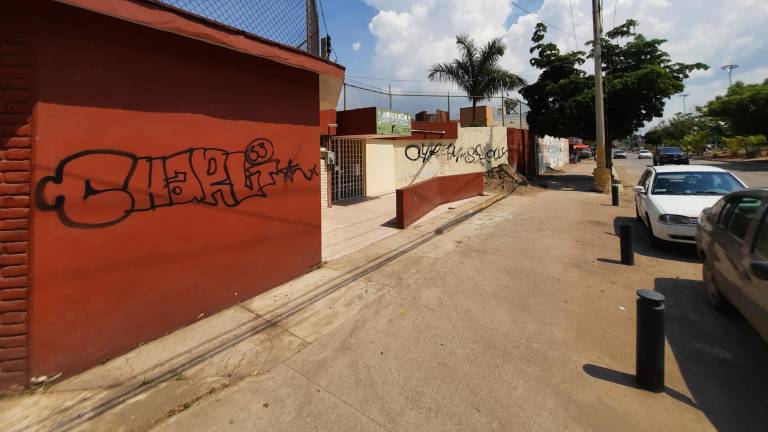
[503,97,519,114]
[644,113,729,149]
[429,34,527,125]
[521,20,707,141]
[682,130,708,156]
[704,80,768,137]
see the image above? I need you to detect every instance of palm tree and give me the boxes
[429,34,527,125]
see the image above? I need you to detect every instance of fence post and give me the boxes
[447,91,451,120]
[388,84,392,110]
[343,82,346,111]
[500,94,505,126]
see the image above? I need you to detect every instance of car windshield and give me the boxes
[659,147,683,154]
[651,172,744,195]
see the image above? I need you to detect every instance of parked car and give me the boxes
[697,188,768,341]
[578,148,593,159]
[613,149,627,159]
[633,165,747,247]
[638,149,653,159]
[653,146,689,165]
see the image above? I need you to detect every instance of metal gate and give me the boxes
[328,137,365,202]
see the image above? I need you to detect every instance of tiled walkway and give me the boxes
[321,193,485,261]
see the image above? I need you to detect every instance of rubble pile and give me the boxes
[484,163,529,193]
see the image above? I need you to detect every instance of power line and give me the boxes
[612,0,619,31]
[509,0,590,41]
[346,74,428,83]
[568,0,578,50]
[316,0,337,61]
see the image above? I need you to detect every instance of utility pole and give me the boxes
[388,84,392,110]
[592,0,610,192]
[679,93,689,114]
[721,64,738,87]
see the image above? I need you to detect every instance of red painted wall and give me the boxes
[396,173,483,229]
[507,128,531,175]
[0,1,35,390]
[29,2,322,379]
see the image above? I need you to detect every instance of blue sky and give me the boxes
[163,0,768,130]
[317,0,768,129]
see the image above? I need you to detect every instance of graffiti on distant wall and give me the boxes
[36,138,318,229]
[404,142,508,164]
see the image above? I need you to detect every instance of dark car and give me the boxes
[653,146,689,165]
[697,189,768,341]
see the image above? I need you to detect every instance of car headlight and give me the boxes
[658,214,698,225]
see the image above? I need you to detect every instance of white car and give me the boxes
[638,149,653,159]
[633,165,747,247]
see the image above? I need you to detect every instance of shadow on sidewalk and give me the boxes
[533,173,597,193]
[581,364,696,408]
[655,277,768,431]
[584,279,768,431]
[609,216,700,264]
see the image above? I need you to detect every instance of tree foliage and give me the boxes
[643,113,729,148]
[521,20,707,141]
[429,34,527,124]
[703,80,768,137]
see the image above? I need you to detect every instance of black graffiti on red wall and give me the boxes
[36,138,318,229]
[404,142,509,164]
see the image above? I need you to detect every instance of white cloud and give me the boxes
[352,41,362,51]
[363,0,768,126]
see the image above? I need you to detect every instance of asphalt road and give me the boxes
[614,153,768,188]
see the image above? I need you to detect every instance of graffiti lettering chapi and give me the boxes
[36,139,318,229]
[404,142,509,164]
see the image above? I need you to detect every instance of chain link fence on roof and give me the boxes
[338,82,531,130]
[152,0,320,55]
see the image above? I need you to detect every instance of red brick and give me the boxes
[1,311,26,324]
[3,172,29,183]
[0,57,32,68]
[0,230,26,242]
[0,209,27,219]
[0,347,26,360]
[0,323,25,336]
[0,196,29,208]
[4,242,27,253]
[0,254,27,265]
[0,77,29,91]
[0,335,25,348]
[0,114,28,125]
[1,359,25,372]
[5,103,33,114]
[0,371,26,389]
[0,137,31,148]
[0,90,32,102]
[0,277,26,290]
[0,160,29,172]
[0,298,25,311]
[0,219,28,230]
[0,264,29,278]
[0,124,30,137]
[2,149,30,160]
[0,184,29,195]
[0,287,26,298]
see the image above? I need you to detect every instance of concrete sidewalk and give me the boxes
[0,189,506,432]
[4,162,767,431]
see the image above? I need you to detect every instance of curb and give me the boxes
[435,191,510,235]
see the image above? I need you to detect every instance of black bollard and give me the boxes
[620,224,634,265]
[611,183,620,206]
[636,289,666,392]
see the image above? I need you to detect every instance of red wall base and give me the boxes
[396,173,483,229]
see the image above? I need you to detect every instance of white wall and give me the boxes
[537,135,569,174]
[384,126,508,189]
[365,141,396,196]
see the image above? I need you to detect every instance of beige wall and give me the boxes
[365,141,396,196]
[382,126,508,189]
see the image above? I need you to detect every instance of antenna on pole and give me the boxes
[679,93,689,114]
[721,64,738,87]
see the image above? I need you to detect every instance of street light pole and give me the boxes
[592,0,610,192]
[721,64,738,87]
[679,93,689,114]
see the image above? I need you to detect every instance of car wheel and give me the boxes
[703,256,731,312]
[645,214,662,249]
